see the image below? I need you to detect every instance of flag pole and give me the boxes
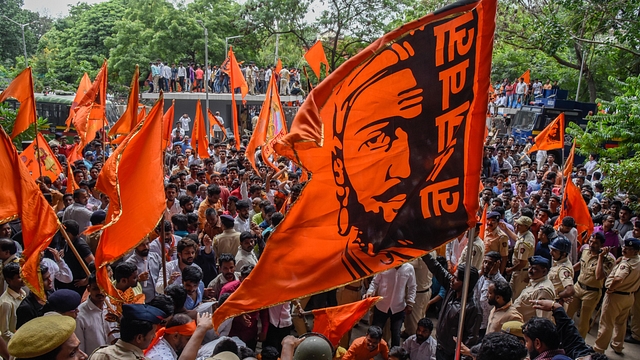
[455,226,476,360]
[58,223,91,276]
[33,123,43,180]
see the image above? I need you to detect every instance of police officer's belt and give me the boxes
[417,289,430,293]
[578,282,600,292]
[606,289,632,295]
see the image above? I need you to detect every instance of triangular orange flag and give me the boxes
[312,296,382,346]
[227,46,248,149]
[260,76,287,170]
[87,94,165,302]
[66,144,83,164]
[0,128,59,299]
[207,109,227,140]
[162,100,175,150]
[478,203,488,241]
[20,133,63,182]
[527,113,564,153]
[213,0,495,328]
[520,69,530,84]
[554,177,594,245]
[65,73,92,131]
[247,77,272,174]
[109,65,140,138]
[191,100,209,159]
[275,59,283,74]
[65,162,79,194]
[72,60,108,155]
[304,41,330,79]
[0,68,37,139]
[563,140,575,179]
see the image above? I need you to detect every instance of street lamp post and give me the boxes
[2,16,36,67]
[225,35,244,58]
[196,20,211,142]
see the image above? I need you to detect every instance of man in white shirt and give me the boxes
[401,317,437,360]
[515,78,528,108]
[162,63,172,92]
[233,200,252,233]
[264,302,293,353]
[177,63,187,92]
[0,263,26,343]
[213,111,224,140]
[178,114,191,135]
[145,313,195,360]
[365,262,416,347]
[155,238,202,294]
[214,150,228,173]
[126,238,161,303]
[75,274,116,355]
[235,232,258,269]
[172,123,185,141]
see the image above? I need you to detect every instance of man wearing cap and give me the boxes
[8,315,87,360]
[548,236,575,304]
[513,255,556,322]
[484,211,509,274]
[502,216,535,299]
[89,304,167,359]
[593,238,640,354]
[500,321,525,342]
[43,289,81,318]
[566,232,615,338]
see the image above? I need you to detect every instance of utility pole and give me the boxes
[2,16,36,67]
[197,20,211,142]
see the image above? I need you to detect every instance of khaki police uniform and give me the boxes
[594,254,640,353]
[513,275,556,322]
[484,228,509,258]
[459,237,485,271]
[566,249,615,338]
[549,256,574,300]
[487,301,524,334]
[89,339,148,360]
[404,256,433,335]
[509,231,535,299]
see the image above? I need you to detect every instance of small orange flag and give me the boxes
[87,94,165,301]
[73,60,108,155]
[66,73,92,131]
[275,59,283,75]
[312,296,381,346]
[109,65,140,138]
[527,113,564,154]
[65,162,79,194]
[554,177,594,245]
[520,69,530,84]
[478,203,488,241]
[162,100,175,150]
[66,144,83,164]
[0,68,37,139]
[227,46,248,149]
[0,128,59,299]
[563,140,575,179]
[207,109,227,140]
[191,100,209,159]
[20,133,63,182]
[304,41,330,79]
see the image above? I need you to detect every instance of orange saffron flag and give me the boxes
[520,69,530,84]
[109,65,140,138]
[554,177,594,245]
[65,162,79,194]
[191,100,209,159]
[304,41,330,79]
[226,46,248,149]
[275,59,283,75]
[162,100,175,150]
[527,113,564,154]
[20,132,63,182]
[478,203,488,241]
[87,94,165,301]
[213,0,496,328]
[312,296,381,346]
[563,139,575,179]
[65,73,92,131]
[0,128,59,299]
[0,67,37,139]
[66,144,83,164]
[72,60,108,155]
[207,109,227,140]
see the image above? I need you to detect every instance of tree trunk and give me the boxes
[585,69,597,103]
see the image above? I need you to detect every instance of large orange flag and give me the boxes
[191,100,209,158]
[87,94,165,301]
[304,41,330,79]
[563,139,575,179]
[520,69,530,84]
[312,297,381,346]
[65,73,92,131]
[72,60,108,155]
[213,0,496,327]
[65,162,79,194]
[0,68,37,139]
[527,113,564,153]
[555,177,594,245]
[226,46,248,149]
[20,132,63,181]
[207,109,227,140]
[162,100,175,150]
[108,65,140,138]
[0,129,59,299]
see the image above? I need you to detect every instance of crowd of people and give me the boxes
[146,60,306,97]
[490,78,560,109]
[1,109,639,360]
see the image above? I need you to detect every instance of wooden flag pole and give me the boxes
[455,226,476,360]
[33,123,43,180]
[57,222,91,277]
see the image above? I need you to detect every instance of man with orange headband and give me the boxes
[145,313,196,359]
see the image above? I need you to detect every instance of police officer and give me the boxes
[594,238,640,354]
[484,211,510,274]
[8,315,87,359]
[548,236,575,304]
[513,255,556,322]
[502,216,535,299]
[89,304,167,359]
[566,232,615,338]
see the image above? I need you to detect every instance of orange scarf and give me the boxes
[144,321,197,355]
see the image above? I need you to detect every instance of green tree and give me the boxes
[0,0,48,67]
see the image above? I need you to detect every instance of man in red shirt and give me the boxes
[343,326,389,360]
[195,65,204,92]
